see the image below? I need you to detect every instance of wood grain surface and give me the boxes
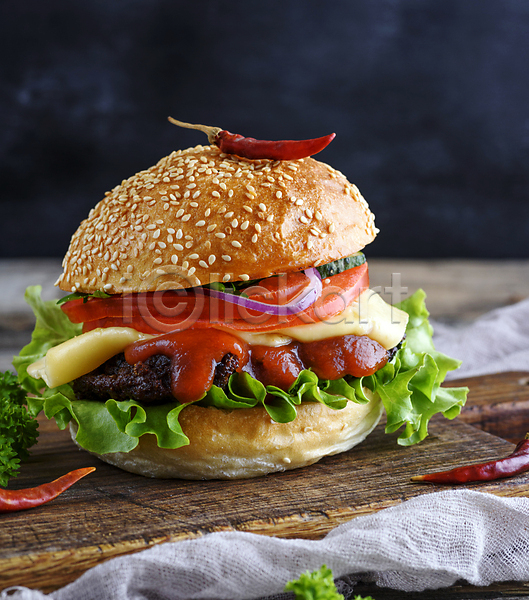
[1,372,529,595]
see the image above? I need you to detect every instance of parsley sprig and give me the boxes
[0,371,39,487]
[285,565,375,600]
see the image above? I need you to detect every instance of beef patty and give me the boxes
[71,352,240,404]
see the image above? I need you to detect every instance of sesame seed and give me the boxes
[307,240,313,249]
[168,228,175,234]
[228,190,234,198]
[225,211,234,219]
[222,255,232,262]
[231,219,238,228]
[205,208,211,217]
[189,253,199,259]
[176,229,183,239]
[255,223,262,233]
[171,255,178,264]
[241,220,249,230]
[329,223,336,233]
[315,211,323,221]
[259,203,267,211]
[153,229,161,239]
[207,224,217,232]
[212,191,221,198]
[164,203,170,210]
[148,242,156,250]
[167,234,174,243]
[196,220,206,227]
[190,202,199,208]
[305,209,313,219]
[208,254,216,265]
[251,234,258,243]
[245,192,256,200]
[215,233,226,239]
[266,215,274,222]
[240,274,250,281]
[295,199,304,206]
[243,205,253,213]
[176,209,184,218]
[231,241,242,248]
[185,241,193,249]
[103,284,113,291]
[188,267,196,276]
[153,257,163,265]
[199,260,208,268]
[158,242,166,249]
[182,261,189,269]
[182,214,191,221]
[192,191,201,198]
[275,191,282,199]
[310,228,320,236]
[223,274,231,282]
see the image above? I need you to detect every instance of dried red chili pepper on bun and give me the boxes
[411,434,529,484]
[168,117,335,160]
[0,467,95,513]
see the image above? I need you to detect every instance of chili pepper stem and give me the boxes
[168,117,221,145]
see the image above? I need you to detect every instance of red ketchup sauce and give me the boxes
[125,330,389,403]
[124,330,249,404]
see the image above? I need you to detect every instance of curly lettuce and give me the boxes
[13,286,467,455]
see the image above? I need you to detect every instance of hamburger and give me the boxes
[14,121,468,479]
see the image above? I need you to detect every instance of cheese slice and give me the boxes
[28,289,408,389]
[28,327,153,388]
[274,289,408,349]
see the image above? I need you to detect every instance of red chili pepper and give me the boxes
[411,434,529,484]
[168,117,335,161]
[0,467,95,513]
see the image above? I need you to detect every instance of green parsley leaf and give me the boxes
[0,371,39,487]
[285,565,345,600]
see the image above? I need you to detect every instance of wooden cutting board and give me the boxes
[2,372,529,593]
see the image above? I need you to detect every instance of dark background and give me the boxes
[1,0,528,259]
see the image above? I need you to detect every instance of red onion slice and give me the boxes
[204,268,322,316]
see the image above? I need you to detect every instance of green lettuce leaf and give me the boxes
[13,286,82,395]
[13,286,467,455]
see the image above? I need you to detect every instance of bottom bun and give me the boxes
[70,391,383,480]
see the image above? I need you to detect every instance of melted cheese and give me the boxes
[28,289,408,389]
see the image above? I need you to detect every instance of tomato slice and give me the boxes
[62,271,312,324]
[69,263,369,335]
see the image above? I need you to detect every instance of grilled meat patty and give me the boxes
[72,352,240,404]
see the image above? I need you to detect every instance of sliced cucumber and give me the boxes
[316,252,366,278]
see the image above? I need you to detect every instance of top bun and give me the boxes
[58,144,378,293]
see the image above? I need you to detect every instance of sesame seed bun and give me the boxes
[70,391,383,479]
[57,144,377,293]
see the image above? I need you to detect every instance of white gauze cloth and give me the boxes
[434,296,529,379]
[2,299,529,600]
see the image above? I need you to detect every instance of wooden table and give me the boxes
[1,258,529,599]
